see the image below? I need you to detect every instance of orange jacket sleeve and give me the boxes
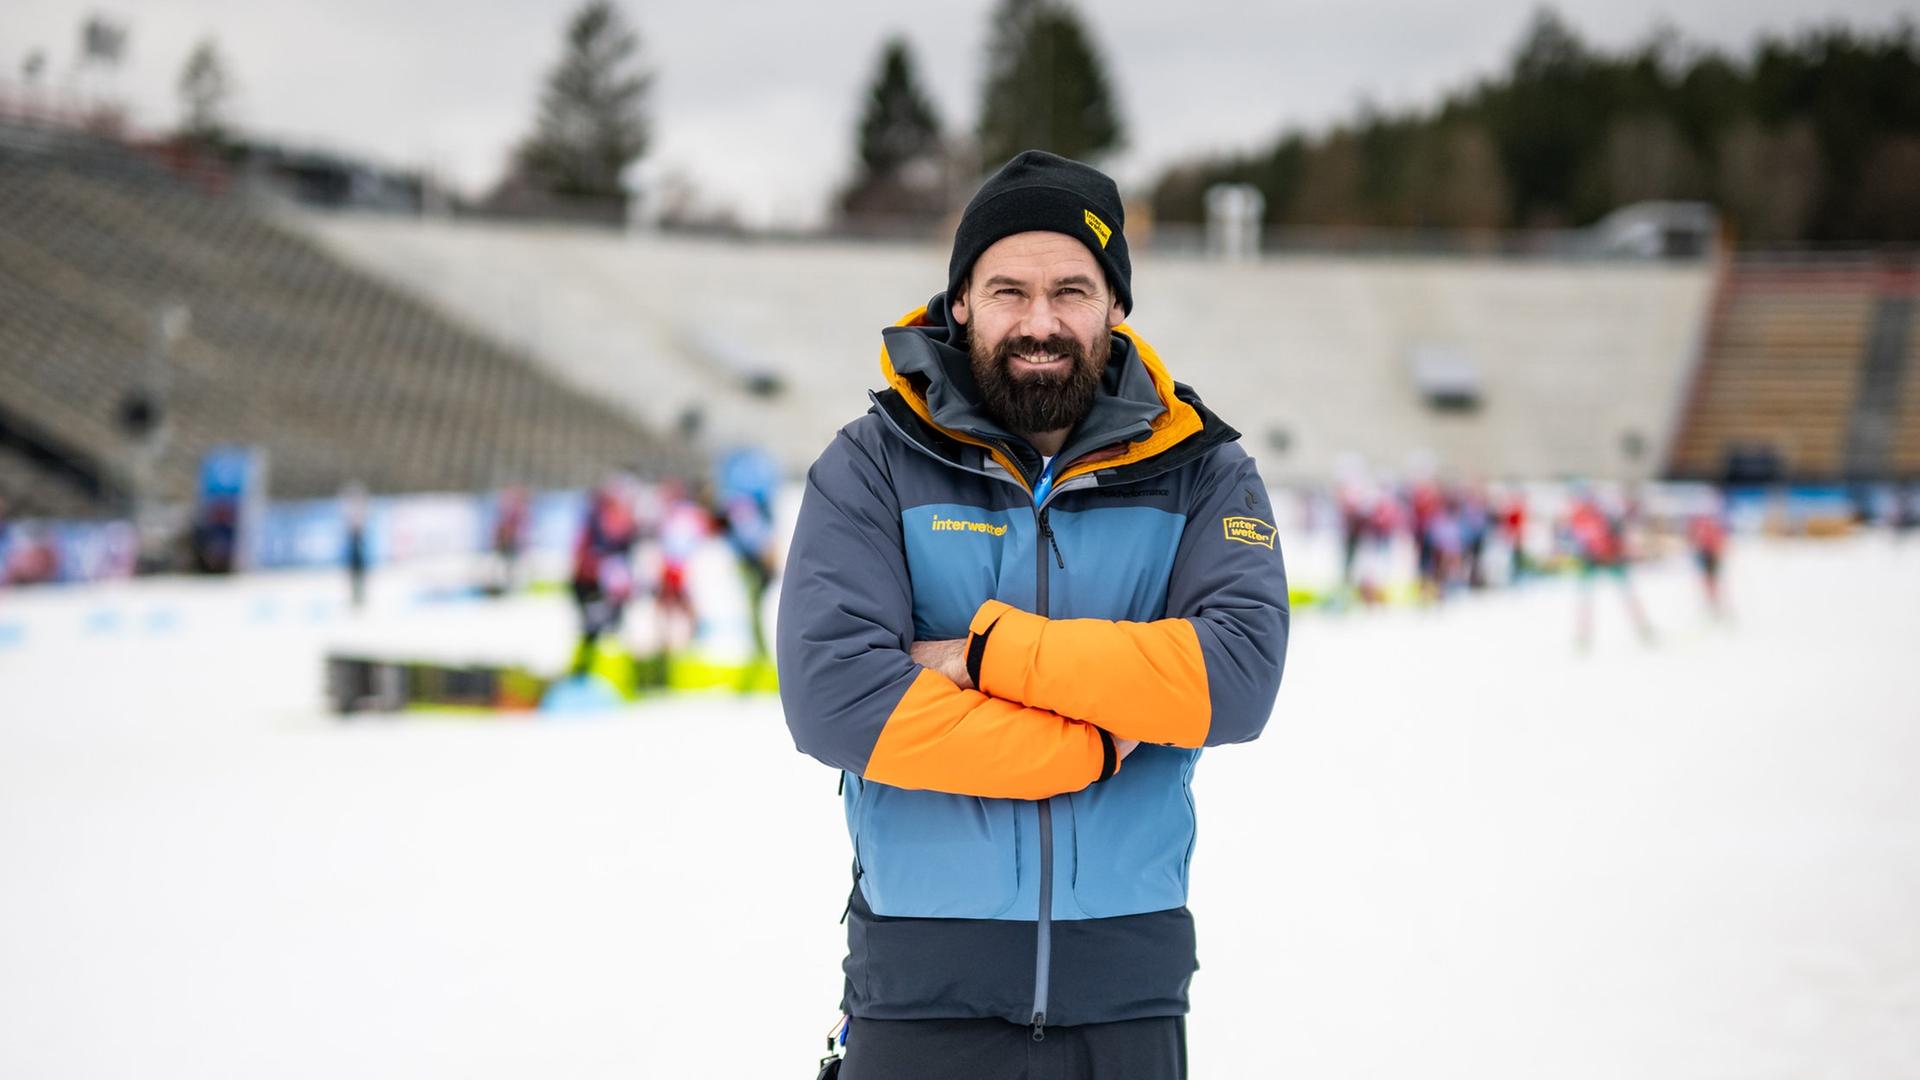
[777,428,1122,799]
[961,445,1290,748]
[864,669,1118,798]
[966,599,1212,747]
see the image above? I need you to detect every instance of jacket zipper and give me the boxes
[872,395,1077,1039]
[1031,446,1079,1039]
[1038,509,1066,569]
[1031,495,1054,1040]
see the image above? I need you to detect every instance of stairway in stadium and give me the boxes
[1670,256,1919,484]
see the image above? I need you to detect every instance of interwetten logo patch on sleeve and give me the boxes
[1083,209,1112,248]
[1222,515,1276,549]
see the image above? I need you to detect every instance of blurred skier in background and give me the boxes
[1687,491,1730,621]
[1460,484,1491,589]
[715,447,781,676]
[343,481,369,610]
[490,486,530,596]
[1498,484,1531,581]
[1567,486,1655,649]
[652,477,708,657]
[1409,475,1445,604]
[570,477,639,675]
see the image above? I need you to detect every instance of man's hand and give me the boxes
[910,638,974,691]
[913,639,1139,764]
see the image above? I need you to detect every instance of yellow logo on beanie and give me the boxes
[1083,209,1112,248]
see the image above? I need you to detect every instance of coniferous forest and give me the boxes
[1150,11,1920,245]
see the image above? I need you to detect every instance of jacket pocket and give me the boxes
[1067,747,1197,918]
[855,783,1021,918]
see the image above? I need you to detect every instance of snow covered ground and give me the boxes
[2,536,1917,1078]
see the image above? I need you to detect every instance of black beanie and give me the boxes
[947,149,1132,316]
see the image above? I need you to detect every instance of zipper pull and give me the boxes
[1031,1013,1046,1042]
[1038,511,1066,569]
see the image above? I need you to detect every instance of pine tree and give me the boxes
[977,0,1124,168]
[843,36,948,223]
[857,38,942,181]
[1480,8,1608,225]
[513,1,652,202]
[177,38,232,145]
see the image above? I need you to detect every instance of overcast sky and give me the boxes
[4,0,1911,227]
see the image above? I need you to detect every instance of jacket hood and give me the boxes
[876,292,1208,491]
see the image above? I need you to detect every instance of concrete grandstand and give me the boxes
[298,212,1719,484]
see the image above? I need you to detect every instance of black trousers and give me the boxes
[837,1016,1186,1080]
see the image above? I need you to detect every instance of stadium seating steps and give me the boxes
[1899,286,1920,476]
[0,125,682,521]
[1671,258,1916,482]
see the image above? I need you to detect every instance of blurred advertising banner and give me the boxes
[253,491,590,571]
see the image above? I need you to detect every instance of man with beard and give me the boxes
[778,151,1289,1080]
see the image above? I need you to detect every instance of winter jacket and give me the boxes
[777,296,1289,1030]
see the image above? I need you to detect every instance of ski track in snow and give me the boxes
[2,537,1918,1078]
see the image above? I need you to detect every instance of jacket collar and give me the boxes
[876,292,1205,492]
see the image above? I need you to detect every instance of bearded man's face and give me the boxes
[968,323,1109,436]
[951,231,1126,439]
